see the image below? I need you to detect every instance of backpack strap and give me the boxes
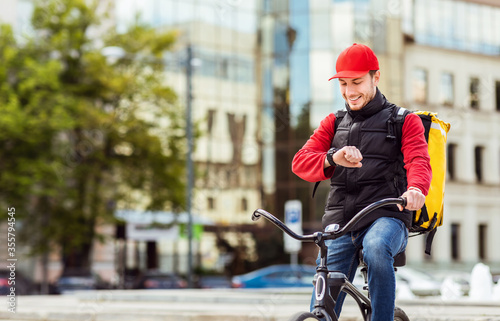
[334,110,347,132]
[312,182,321,198]
[425,229,437,255]
[312,110,346,198]
[387,106,409,142]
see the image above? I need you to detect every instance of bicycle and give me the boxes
[252,198,410,321]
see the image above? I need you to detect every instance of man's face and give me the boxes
[338,71,380,110]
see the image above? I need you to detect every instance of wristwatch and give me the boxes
[326,147,340,167]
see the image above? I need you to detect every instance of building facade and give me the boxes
[401,0,500,269]
[2,0,500,285]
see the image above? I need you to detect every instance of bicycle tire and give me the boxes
[288,311,321,321]
[394,306,410,321]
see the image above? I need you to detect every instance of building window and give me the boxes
[207,197,215,210]
[440,72,454,106]
[447,143,457,181]
[470,77,480,109]
[474,146,484,183]
[496,80,500,112]
[207,109,216,135]
[413,68,428,104]
[451,223,460,261]
[241,198,248,212]
[218,58,229,79]
[479,224,487,261]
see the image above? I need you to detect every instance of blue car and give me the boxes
[231,264,316,288]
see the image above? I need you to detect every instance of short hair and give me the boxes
[369,70,379,78]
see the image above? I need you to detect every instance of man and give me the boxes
[292,43,431,321]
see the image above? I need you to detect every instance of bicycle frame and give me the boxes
[252,197,407,321]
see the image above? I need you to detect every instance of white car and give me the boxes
[353,266,441,297]
[396,266,441,296]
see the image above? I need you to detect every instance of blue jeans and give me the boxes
[311,217,408,321]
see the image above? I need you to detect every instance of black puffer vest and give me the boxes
[323,88,411,231]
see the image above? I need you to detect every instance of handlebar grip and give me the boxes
[251,210,262,221]
[399,197,407,208]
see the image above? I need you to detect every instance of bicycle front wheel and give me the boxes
[394,306,410,321]
[288,311,321,321]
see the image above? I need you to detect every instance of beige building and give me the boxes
[383,0,500,271]
[402,44,500,269]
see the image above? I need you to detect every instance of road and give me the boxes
[1,288,499,321]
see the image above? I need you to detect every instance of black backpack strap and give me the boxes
[425,228,437,255]
[312,181,321,198]
[387,106,409,142]
[334,110,347,133]
[312,110,346,198]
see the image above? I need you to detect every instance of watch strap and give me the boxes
[326,147,339,167]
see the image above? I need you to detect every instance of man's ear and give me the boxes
[373,70,381,86]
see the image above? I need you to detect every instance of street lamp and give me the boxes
[184,44,202,288]
[185,44,194,288]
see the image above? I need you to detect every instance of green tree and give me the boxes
[0,0,186,275]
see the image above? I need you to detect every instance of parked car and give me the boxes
[0,269,36,295]
[396,266,441,296]
[353,266,441,297]
[232,264,316,288]
[55,272,109,294]
[197,275,233,289]
[134,271,187,289]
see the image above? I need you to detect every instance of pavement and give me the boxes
[1,288,499,321]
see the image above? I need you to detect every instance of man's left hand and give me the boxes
[398,188,425,211]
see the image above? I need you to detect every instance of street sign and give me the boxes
[284,200,302,253]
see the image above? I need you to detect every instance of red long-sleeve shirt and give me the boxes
[292,112,432,195]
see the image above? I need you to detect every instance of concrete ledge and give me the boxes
[1,289,499,321]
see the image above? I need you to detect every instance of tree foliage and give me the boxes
[0,0,186,274]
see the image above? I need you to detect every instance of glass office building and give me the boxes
[259,0,382,228]
[411,0,500,55]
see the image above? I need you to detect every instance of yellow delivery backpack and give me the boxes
[392,108,451,255]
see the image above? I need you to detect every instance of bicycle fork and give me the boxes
[311,234,372,321]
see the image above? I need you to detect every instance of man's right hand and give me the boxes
[325,146,363,168]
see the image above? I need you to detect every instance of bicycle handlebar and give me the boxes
[252,197,407,242]
[252,208,317,241]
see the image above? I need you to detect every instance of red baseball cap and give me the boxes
[328,43,379,80]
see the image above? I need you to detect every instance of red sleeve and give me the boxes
[292,113,336,182]
[401,113,432,195]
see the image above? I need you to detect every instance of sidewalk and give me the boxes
[1,288,499,321]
